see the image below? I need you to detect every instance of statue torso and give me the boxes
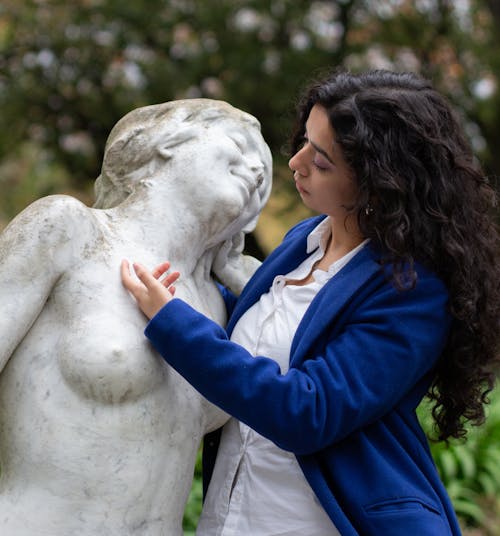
[0,217,227,535]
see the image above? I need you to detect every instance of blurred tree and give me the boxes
[345,0,500,179]
[0,0,498,235]
[0,0,346,188]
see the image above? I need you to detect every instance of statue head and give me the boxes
[93,100,272,235]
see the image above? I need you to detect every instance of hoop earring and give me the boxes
[364,203,374,216]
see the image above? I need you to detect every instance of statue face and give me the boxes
[165,115,272,241]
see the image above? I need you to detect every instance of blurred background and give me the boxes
[0,1,498,534]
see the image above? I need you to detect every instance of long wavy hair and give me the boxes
[290,69,499,441]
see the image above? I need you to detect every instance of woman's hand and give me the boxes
[121,260,180,319]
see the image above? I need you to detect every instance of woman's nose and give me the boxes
[289,148,307,175]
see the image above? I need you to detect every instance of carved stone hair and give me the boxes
[93,99,261,209]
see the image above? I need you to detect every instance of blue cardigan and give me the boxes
[145,216,462,535]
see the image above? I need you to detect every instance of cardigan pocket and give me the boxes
[364,496,441,516]
[362,497,451,536]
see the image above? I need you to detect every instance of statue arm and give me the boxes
[212,232,262,295]
[0,195,87,372]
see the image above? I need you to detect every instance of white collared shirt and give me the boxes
[197,218,369,536]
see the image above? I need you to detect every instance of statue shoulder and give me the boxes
[25,194,90,220]
[1,194,99,258]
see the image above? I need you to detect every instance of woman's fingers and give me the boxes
[121,259,140,294]
[121,260,179,317]
[133,263,159,289]
[152,261,171,280]
[121,260,177,319]
[151,261,180,288]
[134,262,179,287]
[160,271,180,288]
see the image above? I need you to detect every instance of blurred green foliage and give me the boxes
[1,0,500,227]
[183,449,203,535]
[418,388,500,535]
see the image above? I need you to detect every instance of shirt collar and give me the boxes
[306,216,332,254]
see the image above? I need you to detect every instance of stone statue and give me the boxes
[0,99,272,535]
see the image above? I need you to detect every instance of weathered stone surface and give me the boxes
[0,99,271,535]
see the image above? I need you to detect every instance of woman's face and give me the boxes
[288,104,359,223]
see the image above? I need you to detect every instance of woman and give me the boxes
[122,70,499,535]
[0,98,271,535]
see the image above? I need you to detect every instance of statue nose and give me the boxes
[249,160,266,184]
[250,160,264,173]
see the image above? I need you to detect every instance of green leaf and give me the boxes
[453,444,477,480]
[451,499,485,524]
[476,471,498,496]
[438,449,459,482]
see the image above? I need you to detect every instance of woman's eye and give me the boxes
[313,156,330,170]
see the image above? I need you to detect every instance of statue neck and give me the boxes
[99,197,213,278]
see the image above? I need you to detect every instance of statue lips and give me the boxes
[231,169,262,202]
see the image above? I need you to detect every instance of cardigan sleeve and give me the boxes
[145,270,450,455]
[215,283,238,318]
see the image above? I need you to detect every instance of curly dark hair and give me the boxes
[290,69,499,441]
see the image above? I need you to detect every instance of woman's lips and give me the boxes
[295,181,308,195]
